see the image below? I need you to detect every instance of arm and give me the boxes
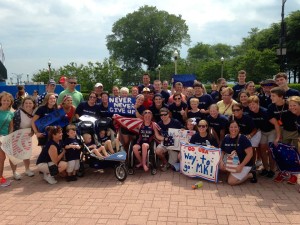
[153,125,164,141]
[31,114,44,138]
[236,146,253,173]
[247,128,258,140]
[269,118,281,145]
[48,145,65,165]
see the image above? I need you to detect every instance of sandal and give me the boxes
[135,163,142,169]
[250,171,257,183]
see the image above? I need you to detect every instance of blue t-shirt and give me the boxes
[187,110,204,124]
[168,102,188,125]
[231,114,256,135]
[258,93,272,109]
[137,123,155,145]
[157,118,183,134]
[189,133,218,147]
[206,114,229,138]
[232,84,246,100]
[75,101,101,119]
[248,107,274,132]
[221,134,253,167]
[267,103,297,131]
[36,140,63,164]
[63,138,81,161]
[210,91,221,103]
[187,94,213,111]
[149,103,168,123]
[285,88,300,99]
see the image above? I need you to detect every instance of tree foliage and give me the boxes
[106,5,190,72]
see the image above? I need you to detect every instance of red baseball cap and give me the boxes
[59,76,67,84]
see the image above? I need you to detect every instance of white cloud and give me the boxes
[0,0,299,81]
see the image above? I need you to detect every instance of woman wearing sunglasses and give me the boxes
[132,110,163,172]
[219,120,256,185]
[75,91,101,120]
[168,93,187,126]
[189,120,218,147]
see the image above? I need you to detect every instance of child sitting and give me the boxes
[63,125,81,182]
[98,129,120,154]
[82,133,108,158]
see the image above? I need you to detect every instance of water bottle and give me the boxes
[192,181,203,189]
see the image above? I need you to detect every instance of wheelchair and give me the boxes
[127,137,158,175]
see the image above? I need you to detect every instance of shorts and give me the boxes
[250,130,261,147]
[231,166,252,180]
[260,130,276,145]
[156,144,179,166]
[282,129,298,147]
[67,160,80,173]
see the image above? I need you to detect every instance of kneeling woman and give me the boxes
[133,110,163,172]
[36,126,67,184]
[219,120,257,185]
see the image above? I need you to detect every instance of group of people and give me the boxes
[0,70,299,191]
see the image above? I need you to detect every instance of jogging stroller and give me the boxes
[76,118,128,182]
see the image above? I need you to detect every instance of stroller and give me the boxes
[77,117,128,182]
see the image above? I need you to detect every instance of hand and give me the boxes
[219,161,226,171]
[235,164,243,173]
[273,139,279,146]
[36,132,44,138]
[200,109,206,113]
[180,108,185,115]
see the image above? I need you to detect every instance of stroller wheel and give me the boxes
[115,164,128,182]
[128,168,134,175]
[151,168,157,175]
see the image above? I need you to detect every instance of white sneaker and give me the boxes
[13,172,21,180]
[43,174,57,185]
[25,169,34,177]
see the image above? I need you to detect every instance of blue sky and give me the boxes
[0,0,299,83]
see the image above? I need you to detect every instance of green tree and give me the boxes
[106,5,190,72]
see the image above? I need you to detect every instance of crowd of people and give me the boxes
[0,70,299,192]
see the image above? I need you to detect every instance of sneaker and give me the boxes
[250,171,257,183]
[71,175,77,181]
[0,177,11,187]
[43,174,57,185]
[13,172,21,180]
[66,176,73,182]
[274,172,288,183]
[25,170,34,177]
[259,169,268,177]
[266,171,275,178]
[160,164,168,172]
[287,174,297,185]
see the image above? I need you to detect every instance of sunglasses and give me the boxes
[174,98,181,100]
[198,125,207,128]
[69,82,77,84]
[232,109,241,112]
[89,96,97,99]
[160,113,168,117]
[143,111,152,115]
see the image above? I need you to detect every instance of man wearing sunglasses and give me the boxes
[57,77,84,107]
[155,108,184,171]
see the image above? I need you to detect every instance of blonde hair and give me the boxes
[190,98,199,104]
[0,91,14,109]
[288,96,300,105]
[248,95,260,104]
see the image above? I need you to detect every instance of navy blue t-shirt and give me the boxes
[267,103,297,131]
[206,114,229,138]
[75,102,101,119]
[248,107,274,132]
[156,90,170,105]
[98,104,113,118]
[168,102,188,125]
[232,114,256,135]
[258,93,272,109]
[189,133,218,147]
[232,84,246,100]
[149,103,168,123]
[63,138,81,161]
[296,116,300,134]
[137,123,155,145]
[187,110,204,124]
[221,134,253,167]
[285,88,300,99]
[36,140,63,164]
[157,118,184,136]
[210,91,221,103]
[187,94,213,111]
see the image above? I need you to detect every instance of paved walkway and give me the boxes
[1,137,300,225]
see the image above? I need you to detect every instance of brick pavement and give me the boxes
[1,136,300,225]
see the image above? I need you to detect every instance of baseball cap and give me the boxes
[95,83,103,88]
[142,87,150,93]
[59,76,67,84]
[47,79,56,85]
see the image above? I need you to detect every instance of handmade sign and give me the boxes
[35,108,69,132]
[180,142,221,182]
[269,142,300,173]
[0,128,32,165]
[108,97,136,116]
[167,128,195,151]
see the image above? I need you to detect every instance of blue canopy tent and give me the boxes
[172,74,196,87]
